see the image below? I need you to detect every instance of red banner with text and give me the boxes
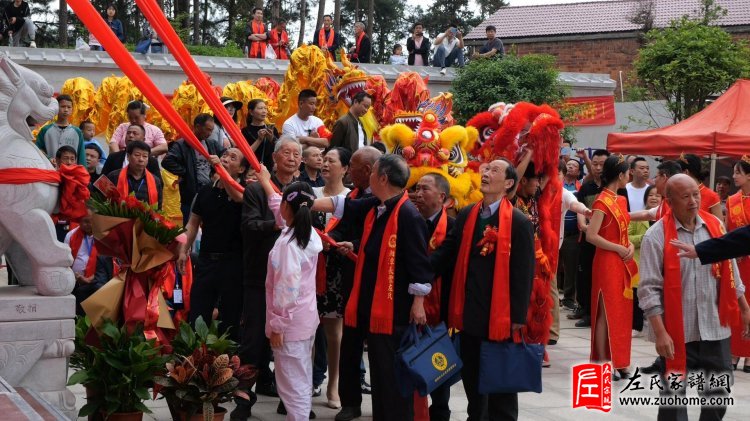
[562,96,616,126]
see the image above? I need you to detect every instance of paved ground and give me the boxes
[67,305,750,420]
[2,265,747,420]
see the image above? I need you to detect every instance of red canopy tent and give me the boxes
[607,79,750,157]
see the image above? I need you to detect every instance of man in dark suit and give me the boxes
[348,21,371,64]
[312,14,340,58]
[319,154,433,421]
[330,92,373,152]
[101,124,161,180]
[430,158,535,421]
[672,224,750,262]
[231,137,301,421]
[162,114,224,225]
[326,146,381,419]
[412,173,455,421]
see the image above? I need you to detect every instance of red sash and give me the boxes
[318,28,335,48]
[594,189,638,298]
[344,193,409,334]
[352,32,366,60]
[269,29,289,59]
[449,198,513,341]
[117,169,158,206]
[663,210,739,375]
[249,21,267,58]
[69,227,97,278]
[727,193,749,231]
[655,201,671,220]
[424,209,448,325]
[316,215,341,294]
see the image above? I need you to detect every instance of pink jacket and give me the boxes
[265,193,322,342]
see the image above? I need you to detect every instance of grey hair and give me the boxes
[376,154,410,189]
[274,135,302,153]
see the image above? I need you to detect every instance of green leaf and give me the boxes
[78,402,98,417]
[134,387,151,401]
[67,370,90,386]
[202,401,214,421]
[195,317,209,339]
[133,401,152,414]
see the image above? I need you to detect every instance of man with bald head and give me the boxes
[638,174,750,421]
[325,146,382,419]
[430,159,535,421]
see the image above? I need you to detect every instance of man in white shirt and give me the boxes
[625,157,650,212]
[432,25,464,75]
[282,89,329,149]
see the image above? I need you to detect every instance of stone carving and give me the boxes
[0,53,74,297]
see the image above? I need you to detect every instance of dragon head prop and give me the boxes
[383,72,453,131]
[380,111,480,209]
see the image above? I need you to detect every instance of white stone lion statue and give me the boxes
[0,53,75,296]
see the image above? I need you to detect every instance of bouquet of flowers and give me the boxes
[81,183,190,346]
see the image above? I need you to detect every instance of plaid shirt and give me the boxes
[638,214,745,343]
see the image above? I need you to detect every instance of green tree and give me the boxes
[634,17,750,122]
[452,54,568,124]
[418,0,478,37]
[476,0,508,20]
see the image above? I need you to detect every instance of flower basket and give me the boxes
[81,192,190,346]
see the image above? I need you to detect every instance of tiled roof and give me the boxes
[466,0,750,40]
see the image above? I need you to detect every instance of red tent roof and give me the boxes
[607,79,750,157]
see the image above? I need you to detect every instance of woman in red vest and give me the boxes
[586,155,637,379]
[728,156,750,372]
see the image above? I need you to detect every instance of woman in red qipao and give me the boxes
[729,156,750,372]
[586,155,637,378]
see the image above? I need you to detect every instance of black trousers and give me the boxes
[238,285,275,390]
[632,287,644,332]
[339,325,365,408]
[461,332,518,421]
[313,324,328,387]
[188,254,244,343]
[657,338,732,421]
[429,379,452,421]
[559,232,580,303]
[576,239,595,316]
[339,325,413,420]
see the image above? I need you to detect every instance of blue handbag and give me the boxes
[395,323,463,397]
[478,338,544,394]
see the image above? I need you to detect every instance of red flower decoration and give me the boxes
[476,225,499,256]
[124,195,144,211]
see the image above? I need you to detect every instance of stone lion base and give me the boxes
[0,286,76,419]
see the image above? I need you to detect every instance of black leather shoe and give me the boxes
[567,307,585,320]
[548,339,558,346]
[639,358,662,375]
[229,404,251,421]
[574,316,591,327]
[335,406,362,421]
[256,381,278,397]
[277,401,317,419]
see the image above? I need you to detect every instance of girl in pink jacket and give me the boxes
[258,167,322,420]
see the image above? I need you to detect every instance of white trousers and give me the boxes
[273,335,314,421]
[10,21,36,46]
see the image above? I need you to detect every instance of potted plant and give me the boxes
[68,319,169,420]
[154,344,257,421]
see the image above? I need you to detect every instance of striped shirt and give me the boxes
[638,214,745,343]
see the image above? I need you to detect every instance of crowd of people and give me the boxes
[30,82,750,421]
[4,2,504,71]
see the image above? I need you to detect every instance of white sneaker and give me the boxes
[29,41,37,48]
[439,67,447,75]
[632,329,643,338]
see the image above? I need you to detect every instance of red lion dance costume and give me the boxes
[475,102,565,348]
